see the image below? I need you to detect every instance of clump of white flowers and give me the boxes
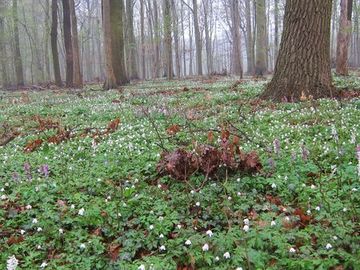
[7,255,19,270]
[223,252,231,259]
[202,243,209,251]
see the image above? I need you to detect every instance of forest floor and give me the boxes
[0,76,359,269]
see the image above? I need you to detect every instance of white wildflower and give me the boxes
[243,225,250,232]
[325,243,333,250]
[206,230,213,237]
[270,220,276,227]
[138,265,146,270]
[7,255,18,270]
[185,239,192,246]
[271,183,277,189]
[79,243,86,250]
[243,218,250,225]
[149,225,154,230]
[223,252,231,259]
[40,262,48,268]
[202,243,209,251]
[289,247,296,253]
[78,208,85,216]
[32,218,38,224]
[159,245,166,251]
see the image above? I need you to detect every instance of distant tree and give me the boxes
[255,0,267,76]
[163,0,173,79]
[62,0,73,87]
[262,0,335,101]
[125,0,139,80]
[51,0,62,86]
[12,0,24,86]
[230,0,243,77]
[336,0,353,75]
[192,0,202,76]
[245,0,254,74]
[0,0,10,87]
[140,0,146,79]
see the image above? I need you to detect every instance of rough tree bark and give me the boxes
[255,0,267,76]
[62,0,73,87]
[70,0,83,87]
[336,0,353,75]
[51,0,62,86]
[12,0,24,86]
[110,0,128,85]
[102,0,117,90]
[261,0,335,102]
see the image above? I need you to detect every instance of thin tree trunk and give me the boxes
[70,0,82,87]
[231,0,243,78]
[336,0,353,75]
[181,1,187,76]
[140,0,146,79]
[51,0,62,86]
[171,0,181,77]
[0,0,10,87]
[12,0,24,86]
[262,0,335,101]
[255,0,267,76]
[163,0,173,79]
[62,0,73,87]
[126,0,139,80]
[245,0,254,74]
[274,0,279,61]
[203,0,213,75]
[192,0,202,75]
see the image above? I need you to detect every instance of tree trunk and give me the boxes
[171,0,181,78]
[274,0,279,61]
[231,0,243,77]
[163,0,173,79]
[102,0,117,90]
[181,1,186,76]
[153,0,160,78]
[336,0,353,75]
[261,0,335,102]
[126,0,139,80]
[110,0,128,85]
[12,0,24,86]
[255,0,267,76]
[70,0,82,87]
[62,0,73,87]
[203,0,213,75]
[140,0,146,79]
[245,0,254,74]
[0,0,10,87]
[51,0,62,86]
[192,0,202,76]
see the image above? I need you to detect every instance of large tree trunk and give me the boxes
[336,0,353,75]
[12,0,24,86]
[255,0,267,76]
[62,0,73,87]
[231,0,243,77]
[110,0,128,85]
[261,0,335,102]
[163,0,173,79]
[70,0,82,87]
[0,0,10,87]
[51,0,62,86]
[152,0,161,78]
[192,0,202,76]
[102,0,117,90]
[274,0,279,61]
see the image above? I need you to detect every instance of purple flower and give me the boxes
[39,164,50,178]
[268,158,276,169]
[24,162,32,181]
[273,139,280,155]
[301,144,309,161]
[12,172,19,182]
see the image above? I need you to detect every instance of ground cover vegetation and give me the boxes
[0,76,359,269]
